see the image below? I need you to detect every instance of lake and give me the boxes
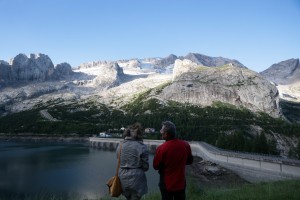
[0,141,159,199]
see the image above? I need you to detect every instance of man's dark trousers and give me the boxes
[160,188,185,200]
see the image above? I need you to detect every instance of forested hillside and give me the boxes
[1,90,300,158]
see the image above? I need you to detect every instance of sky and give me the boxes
[0,0,299,72]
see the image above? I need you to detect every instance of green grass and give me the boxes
[0,191,84,200]
[1,179,299,200]
[198,179,300,200]
[100,179,300,200]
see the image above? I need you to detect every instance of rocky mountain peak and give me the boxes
[0,60,9,65]
[153,54,178,68]
[10,53,28,65]
[160,61,280,117]
[29,53,42,59]
[172,59,199,81]
[124,59,141,68]
[184,52,246,68]
[260,58,300,85]
[53,63,74,78]
[0,53,76,83]
[78,60,114,70]
[0,62,11,82]
[10,53,55,81]
[92,62,124,88]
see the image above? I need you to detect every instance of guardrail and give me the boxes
[89,137,300,182]
[190,141,300,182]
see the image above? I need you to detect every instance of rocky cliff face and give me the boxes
[259,58,300,103]
[78,60,114,70]
[92,62,124,88]
[154,54,178,68]
[0,53,74,83]
[183,53,246,69]
[118,59,141,69]
[0,60,9,65]
[74,60,125,88]
[53,63,74,78]
[260,58,300,85]
[159,59,280,118]
[0,62,11,82]
[172,59,199,81]
[10,53,55,81]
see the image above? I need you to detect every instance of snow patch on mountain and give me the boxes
[260,58,300,102]
[1,52,297,120]
[277,81,300,102]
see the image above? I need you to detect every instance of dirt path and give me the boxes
[39,109,58,121]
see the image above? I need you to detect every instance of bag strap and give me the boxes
[116,142,122,177]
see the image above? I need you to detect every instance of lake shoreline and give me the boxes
[0,133,90,143]
[0,136,249,191]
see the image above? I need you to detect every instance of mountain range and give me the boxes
[0,52,300,158]
[0,52,299,118]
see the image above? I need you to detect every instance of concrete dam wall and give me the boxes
[89,137,300,183]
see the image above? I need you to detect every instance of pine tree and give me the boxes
[216,134,227,149]
[253,133,268,154]
[268,138,279,155]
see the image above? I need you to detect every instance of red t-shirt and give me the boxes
[153,139,193,191]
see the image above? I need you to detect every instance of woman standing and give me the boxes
[117,122,149,200]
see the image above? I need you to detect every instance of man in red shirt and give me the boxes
[153,121,193,200]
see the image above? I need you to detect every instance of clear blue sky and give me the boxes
[0,0,299,72]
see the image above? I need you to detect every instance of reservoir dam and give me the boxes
[89,137,300,183]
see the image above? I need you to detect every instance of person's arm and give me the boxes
[116,142,122,159]
[186,144,193,165]
[153,147,163,170]
[141,146,149,171]
[116,144,119,158]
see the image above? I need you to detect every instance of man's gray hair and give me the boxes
[162,121,176,138]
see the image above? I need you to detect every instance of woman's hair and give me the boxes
[123,128,131,138]
[123,122,144,141]
[162,121,176,139]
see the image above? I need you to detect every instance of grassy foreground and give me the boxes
[100,179,300,200]
[1,179,299,200]
[190,179,300,200]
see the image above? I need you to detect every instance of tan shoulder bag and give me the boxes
[106,142,123,197]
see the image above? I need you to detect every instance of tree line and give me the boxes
[0,98,300,158]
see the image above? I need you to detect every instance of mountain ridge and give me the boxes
[0,52,300,158]
[260,58,300,85]
[0,52,298,119]
[260,58,300,103]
